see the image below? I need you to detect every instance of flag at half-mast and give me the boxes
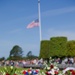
[27,19,39,28]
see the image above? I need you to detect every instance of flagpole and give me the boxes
[38,0,42,41]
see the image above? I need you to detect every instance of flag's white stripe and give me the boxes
[27,21,39,28]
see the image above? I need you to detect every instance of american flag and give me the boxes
[27,19,39,28]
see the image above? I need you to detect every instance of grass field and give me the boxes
[0,66,46,75]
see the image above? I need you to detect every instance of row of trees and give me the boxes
[39,37,75,58]
[1,36,75,60]
[6,45,38,60]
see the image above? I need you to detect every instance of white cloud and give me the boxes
[9,28,22,34]
[3,6,75,26]
[25,6,75,20]
[42,6,75,17]
[43,28,75,41]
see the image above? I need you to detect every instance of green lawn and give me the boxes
[0,66,46,75]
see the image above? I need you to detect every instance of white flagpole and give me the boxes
[38,0,42,41]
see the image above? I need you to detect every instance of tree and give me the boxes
[49,37,67,57]
[39,40,50,58]
[26,51,38,59]
[26,51,32,57]
[9,45,23,60]
[0,57,5,61]
[67,41,75,57]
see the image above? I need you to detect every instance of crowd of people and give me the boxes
[54,57,75,64]
[0,57,75,69]
[0,58,44,68]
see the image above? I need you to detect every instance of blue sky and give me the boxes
[0,0,75,58]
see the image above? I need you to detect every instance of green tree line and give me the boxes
[39,36,75,58]
[0,45,38,61]
[0,36,75,60]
